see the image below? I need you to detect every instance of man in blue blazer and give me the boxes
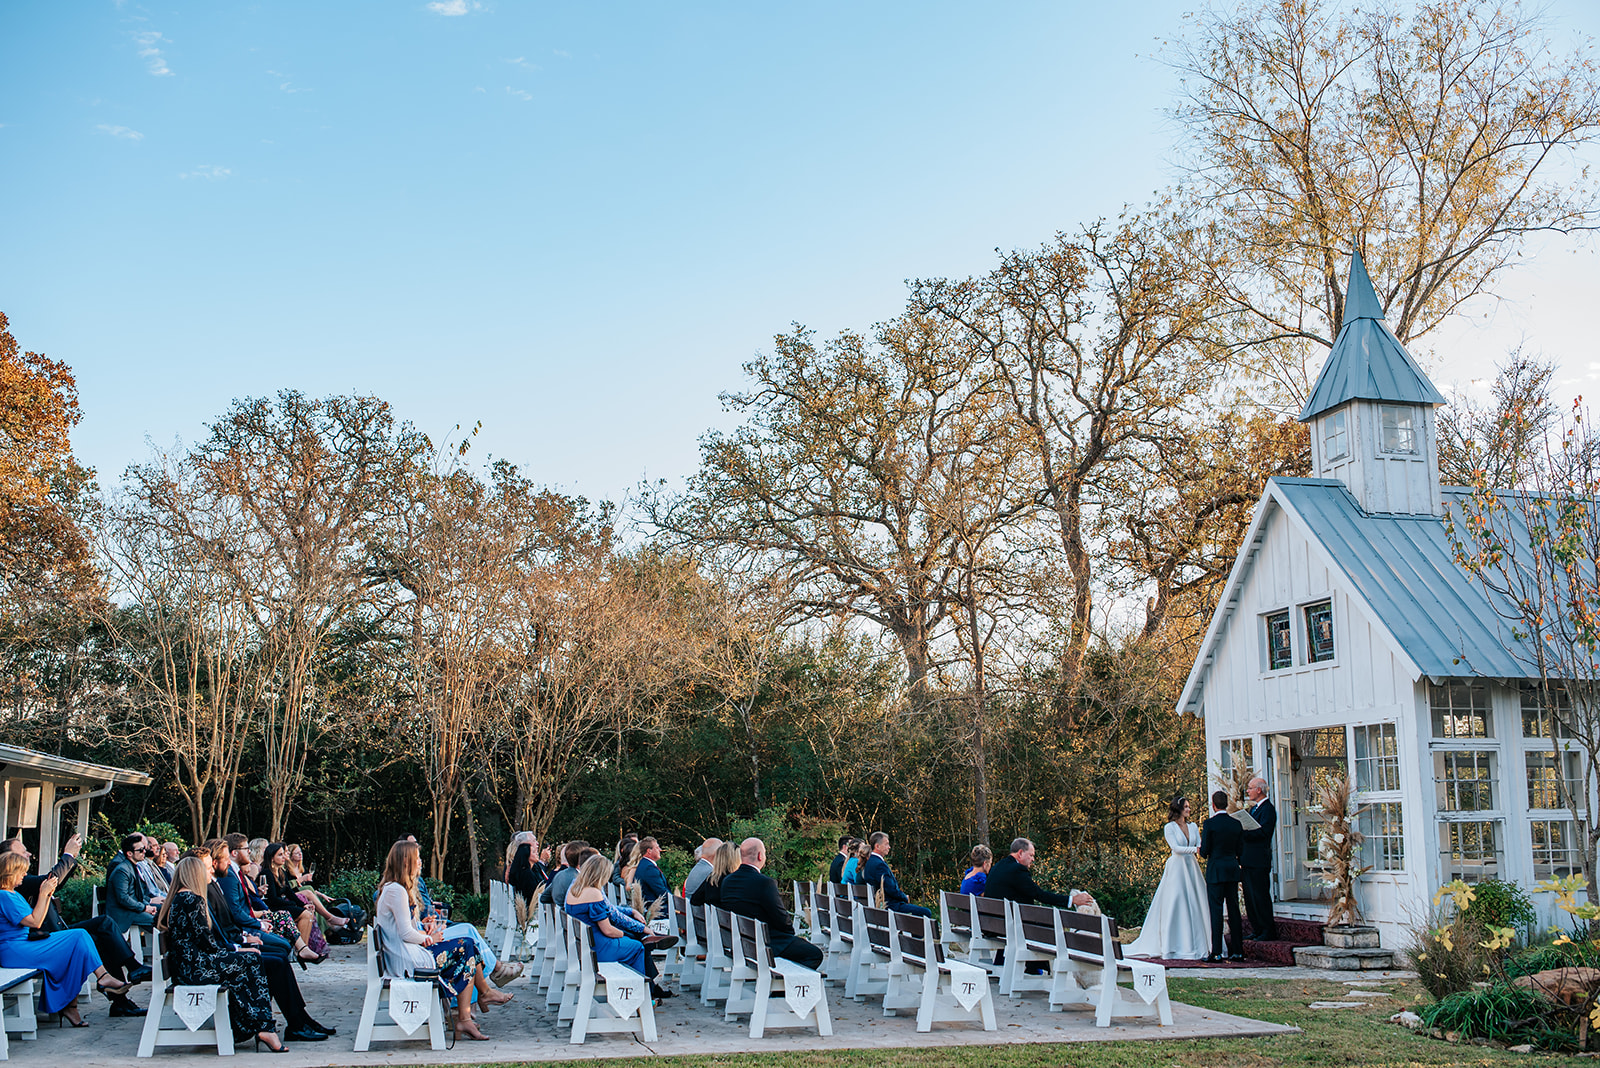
[219,834,297,958]
[634,837,670,909]
[862,832,932,919]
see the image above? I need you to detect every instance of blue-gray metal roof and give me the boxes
[1271,478,1534,678]
[1298,251,1447,422]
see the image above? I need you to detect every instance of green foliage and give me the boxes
[132,820,188,852]
[1419,983,1574,1051]
[1032,848,1164,928]
[1466,879,1537,934]
[1505,938,1600,978]
[55,878,94,926]
[658,846,692,889]
[1410,913,1490,1001]
[325,869,379,908]
[452,892,488,925]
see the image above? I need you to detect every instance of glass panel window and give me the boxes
[1439,819,1502,882]
[1305,601,1335,662]
[1531,819,1581,880]
[1521,684,1573,739]
[1266,610,1292,669]
[1435,750,1496,811]
[1220,738,1254,780]
[1358,802,1404,872]
[1323,410,1349,462]
[1526,750,1582,810]
[1354,724,1400,792]
[1431,681,1492,738]
[1380,405,1418,454]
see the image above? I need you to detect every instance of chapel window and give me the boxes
[1304,601,1335,663]
[1265,610,1292,669]
[1430,682,1492,739]
[1323,410,1349,462]
[1380,405,1418,455]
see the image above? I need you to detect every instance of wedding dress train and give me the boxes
[1125,820,1210,960]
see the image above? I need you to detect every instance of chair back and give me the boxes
[735,914,763,968]
[940,890,974,935]
[973,895,1007,940]
[890,909,934,964]
[860,904,892,956]
[1047,905,1103,957]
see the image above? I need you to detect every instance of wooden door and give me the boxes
[1270,735,1297,901]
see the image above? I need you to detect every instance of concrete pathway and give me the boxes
[6,942,1304,1067]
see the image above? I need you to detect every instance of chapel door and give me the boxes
[1270,734,1297,901]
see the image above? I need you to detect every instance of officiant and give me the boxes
[1240,777,1278,942]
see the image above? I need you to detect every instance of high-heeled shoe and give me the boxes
[96,976,132,997]
[254,1033,288,1054]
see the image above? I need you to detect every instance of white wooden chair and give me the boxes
[884,911,996,1032]
[699,902,733,1006]
[652,894,684,983]
[0,968,40,1060]
[569,922,657,1044]
[1032,905,1172,1027]
[557,909,583,1023]
[729,915,831,1038]
[352,926,447,1052]
[484,882,510,959]
[676,895,705,991]
[999,899,1057,998]
[539,900,564,999]
[136,932,234,1057]
[940,890,1003,971]
[846,902,893,1002]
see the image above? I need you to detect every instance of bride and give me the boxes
[1125,795,1210,960]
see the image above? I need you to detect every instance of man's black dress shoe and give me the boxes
[1227,953,1246,961]
[307,1020,337,1036]
[283,1026,328,1042]
[126,965,152,984]
[109,998,147,1018]
[1203,953,1223,963]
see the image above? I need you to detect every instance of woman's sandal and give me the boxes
[96,977,131,997]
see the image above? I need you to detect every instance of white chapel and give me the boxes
[1176,250,1578,946]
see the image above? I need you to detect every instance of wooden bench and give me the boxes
[884,910,996,1032]
[699,903,733,1006]
[940,890,1004,972]
[0,968,40,1061]
[569,924,657,1044]
[137,932,236,1057]
[651,894,684,983]
[847,903,893,1002]
[1000,899,1058,997]
[1016,904,1172,1027]
[544,902,570,1007]
[821,892,858,990]
[352,924,447,1052]
[727,914,831,1038]
[674,893,705,991]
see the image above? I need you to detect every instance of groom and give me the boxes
[1198,790,1244,962]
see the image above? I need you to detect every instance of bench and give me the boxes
[702,906,735,1007]
[940,890,1004,972]
[92,885,148,965]
[569,924,657,1044]
[352,924,447,1052]
[847,903,893,1002]
[884,910,995,1032]
[542,901,568,1006]
[674,894,705,991]
[0,968,40,1061]
[728,914,831,1038]
[136,933,235,1057]
[1000,899,1058,997]
[1017,904,1171,1027]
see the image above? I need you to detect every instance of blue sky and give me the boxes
[3,1,1598,504]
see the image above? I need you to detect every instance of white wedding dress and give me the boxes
[1125,821,1210,960]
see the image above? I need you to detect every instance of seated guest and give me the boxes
[828,835,852,885]
[633,837,669,910]
[0,850,132,1026]
[612,834,638,889]
[107,833,160,936]
[376,839,511,1041]
[985,838,1092,909]
[508,842,543,911]
[690,842,740,908]
[540,841,588,908]
[684,838,720,898]
[160,842,181,883]
[960,845,993,896]
[396,834,520,985]
[137,841,172,898]
[281,843,350,928]
[718,838,824,969]
[158,856,286,1051]
[841,839,868,885]
[862,832,932,919]
[245,838,269,881]
[564,854,673,1000]
[503,832,534,883]
[200,841,333,1042]
[216,836,322,964]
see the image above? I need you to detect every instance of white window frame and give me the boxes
[1323,409,1349,462]
[1379,404,1419,455]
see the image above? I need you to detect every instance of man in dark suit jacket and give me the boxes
[1198,791,1244,961]
[106,833,160,935]
[201,839,333,1042]
[219,835,297,959]
[718,838,824,969]
[861,832,932,918]
[827,836,851,885]
[5,834,148,1015]
[634,837,670,908]
[1241,777,1279,941]
[984,839,1089,909]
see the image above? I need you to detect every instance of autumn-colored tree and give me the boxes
[1436,351,1558,490]
[0,312,96,617]
[1171,0,1600,403]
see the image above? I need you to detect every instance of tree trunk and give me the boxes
[736,696,763,809]
[462,777,481,895]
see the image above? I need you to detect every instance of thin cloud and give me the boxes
[505,56,538,70]
[266,71,311,93]
[133,30,173,76]
[179,164,231,180]
[96,124,144,140]
[552,49,569,58]
[505,86,531,101]
[426,0,481,14]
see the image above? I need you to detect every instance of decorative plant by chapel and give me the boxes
[1209,760,1251,813]
[1315,775,1369,927]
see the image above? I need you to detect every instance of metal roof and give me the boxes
[0,744,152,788]
[1177,478,1539,715]
[1299,250,1447,422]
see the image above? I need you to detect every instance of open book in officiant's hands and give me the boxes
[1235,808,1260,831]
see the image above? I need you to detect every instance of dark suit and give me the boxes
[106,854,154,934]
[983,855,1076,908]
[216,868,293,957]
[18,852,138,978]
[862,853,931,919]
[1240,797,1278,940]
[203,883,316,1032]
[1199,810,1243,957]
[718,864,823,969]
[635,857,669,908]
[828,853,846,885]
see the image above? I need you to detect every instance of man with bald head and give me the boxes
[1240,777,1279,941]
[684,837,720,899]
[717,837,824,970]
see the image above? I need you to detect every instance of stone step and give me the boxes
[1324,924,1381,949]
[1293,945,1397,970]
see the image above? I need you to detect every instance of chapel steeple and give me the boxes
[1299,249,1446,516]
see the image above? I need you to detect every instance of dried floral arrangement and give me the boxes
[1316,774,1370,926]
[1209,759,1251,813]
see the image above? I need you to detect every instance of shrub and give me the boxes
[725,807,843,888]
[1410,912,1491,1000]
[452,892,488,925]
[1467,878,1537,935]
[325,868,379,908]
[1420,983,1574,1051]
[1032,849,1163,928]
[1506,939,1600,978]
[56,878,94,926]
[132,820,188,853]
[658,846,692,889]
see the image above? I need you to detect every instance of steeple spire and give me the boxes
[1342,248,1385,322]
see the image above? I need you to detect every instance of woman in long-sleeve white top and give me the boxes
[1125,796,1212,960]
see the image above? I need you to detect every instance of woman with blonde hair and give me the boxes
[564,854,673,1000]
[0,851,128,1026]
[375,839,511,1041]
[689,841,740,908]
[157,855,284,1051]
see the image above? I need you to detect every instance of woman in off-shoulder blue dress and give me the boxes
[564,854,675,1000]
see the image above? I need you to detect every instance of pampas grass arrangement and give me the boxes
[1317,775,1369,927]
[1210,760,1251,813]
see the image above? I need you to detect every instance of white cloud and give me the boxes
[133,30,172,76]
[179,164,231,180]
[552,49,569,58]
[505,86,531,101]
[96,124,143,140]
[505,56,537,70]
[426,0,480,14]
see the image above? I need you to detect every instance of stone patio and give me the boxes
[4,942,1316,1066]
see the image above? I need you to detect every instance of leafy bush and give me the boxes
[56,879,94,926]
[1032,849,1164,928]
[1420,983,1574,1051]
[452,892,488,925]
[325,868,379,908]
[725,807,843,888]
[132,820,188,853]
[1410,912,1491,1000]
[658,846,692,889]
[1505,939,1600,978]
[1467,879,1537,934]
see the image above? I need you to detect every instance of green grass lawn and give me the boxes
[472,977,1596,1068]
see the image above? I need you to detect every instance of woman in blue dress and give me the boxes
[564,854,673,1000]
[0,851,131,1026]
[959,844,992,895]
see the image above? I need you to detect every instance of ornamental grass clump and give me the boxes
[1314,775,1367,927]
[1420,984,1575,1052]
[1412,880,1518,1000]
